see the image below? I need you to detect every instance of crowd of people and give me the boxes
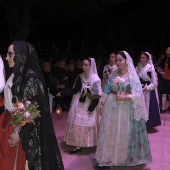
[0,41,169,169]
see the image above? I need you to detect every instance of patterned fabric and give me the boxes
[64,122,97,147]
[95,71,152,166]
[64,72,101,147]
[10,41,64,170]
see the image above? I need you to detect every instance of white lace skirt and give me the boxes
[64,93,99,147]
[95,94,152,166]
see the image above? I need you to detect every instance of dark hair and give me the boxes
[83,58,91,65]
[141,52,149,59]
[110,52,116,56]
[117,51,126,59]
[66,58,74,66]
[40,58,51,67]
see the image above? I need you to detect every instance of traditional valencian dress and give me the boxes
[60,58,102,148]
[0,73,26,170]
[0,41,64,170]
[96,51,152,167]
[136,59,161,129]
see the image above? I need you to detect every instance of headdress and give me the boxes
[11,41,45,99]
[89,58,98,84]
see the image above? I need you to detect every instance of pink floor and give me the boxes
[52,111,170,170]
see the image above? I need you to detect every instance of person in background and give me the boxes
[66,58,78,88]
[0,41,64,170]
[96,57,104,80]
[95,51,151,167]
[41,59,63,96]
[136,52,161,129]
[0,55,5,115]
[52,58,69,86]
[57,58,102,154]
[157,47,170,112]
[101,52,117,90]
[74,57,83,75]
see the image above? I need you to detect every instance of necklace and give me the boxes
[119,70,128,75]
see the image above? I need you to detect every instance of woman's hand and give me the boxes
[56,92,61,97]
[162,72,166,77]
[142,86,148,91]
[8,133,20,147]
[59,84,65,89]
[116,94,125,101]
[62,76,68,81]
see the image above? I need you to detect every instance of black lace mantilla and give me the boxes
[11,41,64,170]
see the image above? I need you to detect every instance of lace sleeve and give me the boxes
[19,77,44,167]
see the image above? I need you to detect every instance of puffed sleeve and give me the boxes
[103,77,113,94]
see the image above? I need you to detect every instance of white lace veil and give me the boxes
[89,58,98,84]
[123,51,148,121]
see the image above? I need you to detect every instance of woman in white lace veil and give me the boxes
[57,57,102,154]
[95,51,152,167]
[136,52,161,129]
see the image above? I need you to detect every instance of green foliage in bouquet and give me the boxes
[10,97,40,127]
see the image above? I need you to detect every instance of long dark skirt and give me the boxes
[146,90,161,129]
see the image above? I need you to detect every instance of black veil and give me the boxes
[11,41,64,170]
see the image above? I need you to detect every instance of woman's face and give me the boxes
[116,54,127,70]
[82,59,90,73]
[140,54,148,65]
[109,53,115,64]
[6,44,15,68]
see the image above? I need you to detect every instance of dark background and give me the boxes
[0,0,170,60]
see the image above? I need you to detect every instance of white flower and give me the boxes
[26,101,31,106]
[18,103,25,110]
[24,111,30,118]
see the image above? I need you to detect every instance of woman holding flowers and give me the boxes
[0,41,64,170]
[95,51,152,167]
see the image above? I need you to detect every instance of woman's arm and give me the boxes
[58,75,82,97]
[0,56,5,93]
[145,69,158,91]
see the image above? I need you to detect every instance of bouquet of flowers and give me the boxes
[103,67,112,77]
[114,76,125,93]
[10,97,40,128]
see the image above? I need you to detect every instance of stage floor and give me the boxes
[52,111,170,170]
